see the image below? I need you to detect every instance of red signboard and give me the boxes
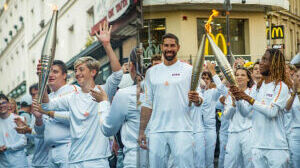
[91,0,139,36]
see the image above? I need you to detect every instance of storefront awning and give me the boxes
[65,39,125,69]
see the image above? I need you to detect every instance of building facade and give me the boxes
[0,0,139,97]
[141,0,299,63]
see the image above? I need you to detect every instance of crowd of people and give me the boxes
[0,21,300,168]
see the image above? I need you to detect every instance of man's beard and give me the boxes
[163,51,177,61]
[261,70,270,76]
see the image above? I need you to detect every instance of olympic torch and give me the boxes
[205,9,237,86]
[189,34,206,106]
[37,6,58,103]
[206,34,237,86]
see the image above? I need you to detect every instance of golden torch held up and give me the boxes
[189,34,206,106]
[205,10,237,86]
[37,6,58,103]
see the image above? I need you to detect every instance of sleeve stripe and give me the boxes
[274,81,282,103]
[72,85,78,92]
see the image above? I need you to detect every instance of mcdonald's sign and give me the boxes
[266,26,284,39]
[204,33,227,55]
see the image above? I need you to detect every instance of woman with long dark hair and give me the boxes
[223,67,255,168]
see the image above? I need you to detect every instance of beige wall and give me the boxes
[144,10,267,62]
[122,36,137,58]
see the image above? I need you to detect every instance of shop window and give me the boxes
[197,18,247,56]
[139,18,165,66]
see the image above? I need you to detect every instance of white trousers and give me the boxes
[0,150,28,168]
[224,128,253,168]
[69,158,109,168]
[193,132,205,168]
[123,148,148,168]
[49,143,70,168]
[218,133,228,168]
[203,116,216,168]
[148,132,194,168]
[289,128,300,168]
[252,148,289,168]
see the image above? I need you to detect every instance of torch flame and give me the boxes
[205,9,219,35]
[3,3,8,11]
[46,3,58,11]
[52,4,58,11]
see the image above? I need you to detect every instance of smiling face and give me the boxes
[48,65,67,89]
[161,38,180,62]
[252,63,261,79]
[0,98,8,114]
[75,63,96,87]
[236,69,250,88]
[201,73,212,87]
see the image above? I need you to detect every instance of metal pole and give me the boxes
[224,0,233,66]
[226,11,232,65]
[268,15,272,48]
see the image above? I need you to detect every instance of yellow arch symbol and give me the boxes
[271,27,283,38]
[204,33,227,55]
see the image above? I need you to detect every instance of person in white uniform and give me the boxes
[230,48,292,168]
[15,84,50,168]
[0,93,28,168]
[217,95,229,168]
[285,68,300,168]
[101,47,148,167]
[200,64,227,168]
[33,60,80,168]
[38,21,122,168]
[223,67,255,168]
[138,33,202,168]
[190,86,204,168]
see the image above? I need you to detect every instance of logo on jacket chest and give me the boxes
[172,73,180,77]
[266,93,273,98]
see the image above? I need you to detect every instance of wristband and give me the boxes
[291,92,296,97]
[249,98,255,105]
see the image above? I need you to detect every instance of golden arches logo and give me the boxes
[205,33,227,55]
[272,27,283,38]
[266,26,284,39]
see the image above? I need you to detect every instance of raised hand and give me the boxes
[206,61,216,76]
[90,85,108,103]
[95,21,112,46]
